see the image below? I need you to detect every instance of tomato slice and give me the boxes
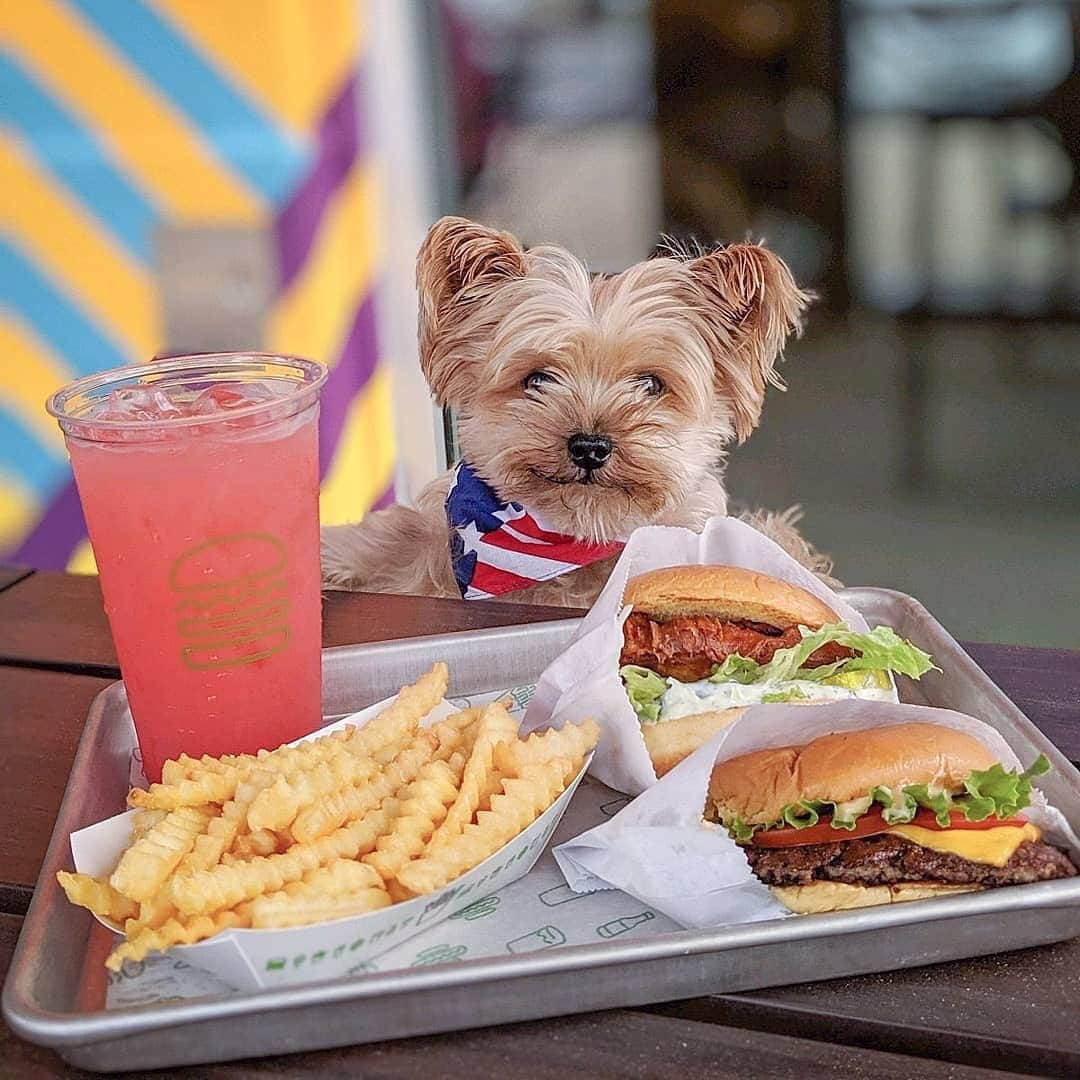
[750,808,1028,848]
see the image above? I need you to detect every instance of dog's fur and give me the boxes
[322,217,832,605]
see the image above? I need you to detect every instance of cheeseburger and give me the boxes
[707,722,1077,913]
[619,565,936,774]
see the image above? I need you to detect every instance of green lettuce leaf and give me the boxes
[706,624,936,689]
[620,665,668,723]
[831,795,873,830]
[764,624,938,684]
[962,754,1050,820]
[761,686,811,704]
[708,654,764,684]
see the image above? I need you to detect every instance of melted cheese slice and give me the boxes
[887,823,1041,867]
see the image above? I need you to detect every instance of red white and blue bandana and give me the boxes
[446,462,624,600]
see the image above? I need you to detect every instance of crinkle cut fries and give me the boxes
[56,663,599,970]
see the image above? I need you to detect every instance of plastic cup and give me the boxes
[48,354,328,782]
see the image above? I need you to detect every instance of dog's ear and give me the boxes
[685,243,811,442]
[416,217,527,404]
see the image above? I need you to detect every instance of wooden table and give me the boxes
[2,569,1078,1077]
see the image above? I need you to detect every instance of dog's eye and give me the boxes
[523,370,555,392]
[635,373,664,397]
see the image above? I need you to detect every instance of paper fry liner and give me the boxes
[68,694,588,991]
[553,699,1080,931]
[523,516,873,795]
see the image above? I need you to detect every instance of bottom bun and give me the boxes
[642,709,747,776]
[771,881,982,915]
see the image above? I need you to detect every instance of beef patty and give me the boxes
[746,832,1077,889]
[621,612,854,682]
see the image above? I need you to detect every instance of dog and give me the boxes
[321,216,832,606]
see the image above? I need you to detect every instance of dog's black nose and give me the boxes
[567,432,613,470]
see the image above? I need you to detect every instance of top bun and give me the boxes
[624,565,839,629]
[707,722,999,826]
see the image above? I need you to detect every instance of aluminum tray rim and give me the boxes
[7,587,1080,1054]
[8,872,1080,1047]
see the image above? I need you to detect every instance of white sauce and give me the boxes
[657,677,896,720]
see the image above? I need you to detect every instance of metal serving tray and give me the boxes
[6,588,1080,1071]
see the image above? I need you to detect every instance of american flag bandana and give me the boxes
[446,461,624,600]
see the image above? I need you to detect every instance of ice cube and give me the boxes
[94,387,163,421]
[191,382,282,415]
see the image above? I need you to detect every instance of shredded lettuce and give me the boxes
[761,686,811,704]
[708,654,763,684]
[704,624,936,688]
[764,624,938,684]
[619,665,668,723]
[720,755,1050,840]
[831,795,873,830]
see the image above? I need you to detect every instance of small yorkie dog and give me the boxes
[321,216,832,606]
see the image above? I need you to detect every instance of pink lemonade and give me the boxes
[50,356,327,782]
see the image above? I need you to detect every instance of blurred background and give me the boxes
[2,0,1078,646]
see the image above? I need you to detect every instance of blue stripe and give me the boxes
[68,0,308,205]
[0,52,156,264]
[0,407,68,499]
[0,237,130,376]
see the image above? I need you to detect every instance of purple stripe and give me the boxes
[372,479,395,511]
[12,476,85,569]
[276,72,363,289]
[318,292,379,479]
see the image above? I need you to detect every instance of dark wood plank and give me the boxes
[0,912,1015,1080]
[0,564,32,592]
[322,589,575,648]
[665,935,1080,1076]
[965,641,1080,760]
[0,571,575,677]
[0,669,114,906]
[0,572,117,675]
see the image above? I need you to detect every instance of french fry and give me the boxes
[169,801,401,916]
[56,871,138,924]
[232,827,279,859]
[250,859,389,928]
[177,769,275,875]
[396,758,569,896]
[425,703,520,850]
[291,730,437,844]
[106,906,251,970]
[109,804,215,903]
[252,887,390,929]
[125,893,178,937]
[363,754,466,882]
[344,662,448,759]
[246,750,379,832]
[127,771,234,811]
[494,717,599,782]
[242,664,447,832]
[130,809,168,842]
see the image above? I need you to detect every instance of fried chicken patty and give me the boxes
[621,612,854,681]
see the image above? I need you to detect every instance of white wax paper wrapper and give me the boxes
[71,688,586,992]
[554,699,1080,931]
[523,516,873,794]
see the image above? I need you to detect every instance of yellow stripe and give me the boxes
[319,365,396,527]
[155,0,361,133]
[269,164,378,366]
[0,317,72,450]
[0,472,37,554]
[6,0,262,221]
[1,138,159,360]
[67,537,98,574]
